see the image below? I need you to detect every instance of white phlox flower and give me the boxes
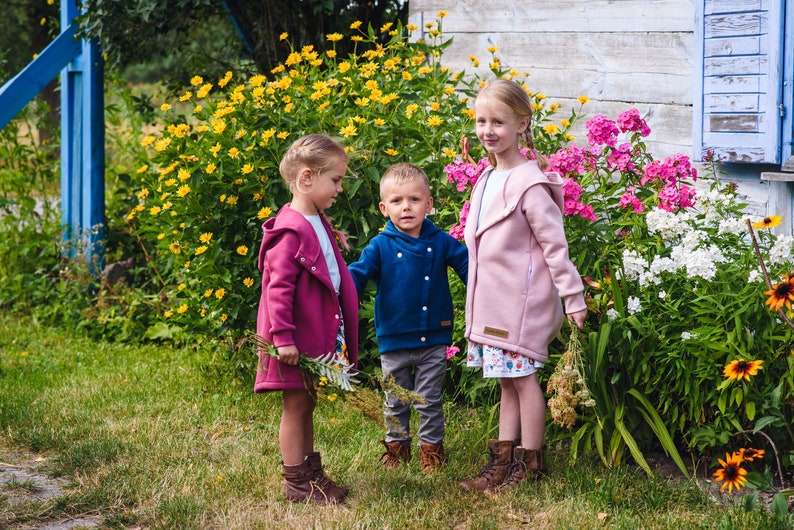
[646,208,692,241]
[621,249,648,281]
[768,235,794,266]
[718,216,746,236]
[627,296,642,315]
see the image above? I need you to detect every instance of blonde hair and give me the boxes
[379,162,431,199]
[476,79,548,170]
[279,133,348,191]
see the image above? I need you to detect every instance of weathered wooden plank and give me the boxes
[705,0,763,15]
[438,32,692,104]
[704,75,762,94]
[704,93,760,112]
[705,13,766,38]
[441,32,692,75]
[704,55,765,76]
[708,113,761,132]
[704,35,760,56]
[701,145,767,162]
[410,0,694,33]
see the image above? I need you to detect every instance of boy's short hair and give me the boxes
[379,162,431,199]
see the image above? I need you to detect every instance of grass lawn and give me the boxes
[0,313,787,529]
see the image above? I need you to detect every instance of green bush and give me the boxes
[127,15,581,370]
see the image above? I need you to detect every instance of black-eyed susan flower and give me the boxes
[764,271,794,310]
[722,359,764,381]
[752,215,782,229]
[713,452,747,493]
[737,447,765,462]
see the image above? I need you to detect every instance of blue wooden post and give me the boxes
[60,0,105,273]
[0,0,105,274]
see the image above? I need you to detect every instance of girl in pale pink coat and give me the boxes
[460,79,587,493]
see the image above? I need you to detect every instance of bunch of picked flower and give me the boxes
[248,334,424,429]
[546,323,596,428]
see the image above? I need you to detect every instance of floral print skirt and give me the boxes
[331,312,352,373]
[467,342,543,378]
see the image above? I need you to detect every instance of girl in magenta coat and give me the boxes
[460,79,587,494]
[255,134,358,504]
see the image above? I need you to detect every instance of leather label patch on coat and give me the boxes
[440,320,452,327]
[483,326,509,339]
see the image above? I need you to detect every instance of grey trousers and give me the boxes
[380,344,447,444]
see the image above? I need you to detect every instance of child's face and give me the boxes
[474,96,529,159]
[379,178,433,238]
[293,157,347,214]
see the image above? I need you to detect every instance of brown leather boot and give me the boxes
[306,451,349,501]
[282,454,347,504]
[489,447,546,493]
[378,439,411,468]
[419,442,448,473]
[460,439,514,491]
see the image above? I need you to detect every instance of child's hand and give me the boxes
[277,344,300,365]
[567,309,587,329]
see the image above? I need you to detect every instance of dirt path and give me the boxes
[0,442,102,530]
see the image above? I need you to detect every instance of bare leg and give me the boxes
[280,388,316,465]
[497,378,521,441]
[513,373,545,449]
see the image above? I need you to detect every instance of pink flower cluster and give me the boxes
[640,153,698,211]
[444,157,489,192]
[444,107,700,236]
[449,200,470,241]
[562,178,597,221]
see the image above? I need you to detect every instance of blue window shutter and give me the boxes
[693,1,783,163]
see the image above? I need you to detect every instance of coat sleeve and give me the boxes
[522,184,586,314]
[262,231,301,348]
[444,233,469,284]
[347,237,382,297]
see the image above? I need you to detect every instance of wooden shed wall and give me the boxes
[408,0,696,160]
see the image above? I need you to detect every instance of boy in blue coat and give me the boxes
[349,162,468,472]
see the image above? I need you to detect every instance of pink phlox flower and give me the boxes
[677,184,698,209]
[640,159,663,186]
[564,198,598,222]
[549,144,587,177]
[619,186,645,214]
[586,114,619,148]
[444,158,489,191]
[449,200,470,241]
[446,345,460,360]
[663,153,697,183]
[562,177,583,201]
[658,185,681,212]
[607,142,636,173]
[616,108,651,136]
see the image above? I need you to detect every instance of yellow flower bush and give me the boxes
[130,16,582,343]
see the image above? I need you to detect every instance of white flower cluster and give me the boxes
[768,235,794,266]
[646,208,692,241]
[697,186,739,224]
[623,208,727,286]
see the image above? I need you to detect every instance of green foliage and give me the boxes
[128,17,470,344]
[544,115,794,480]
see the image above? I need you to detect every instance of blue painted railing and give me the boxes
[0,0,105,272]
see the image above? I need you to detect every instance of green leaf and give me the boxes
[745,401,756,421]
[753,415,782,432]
